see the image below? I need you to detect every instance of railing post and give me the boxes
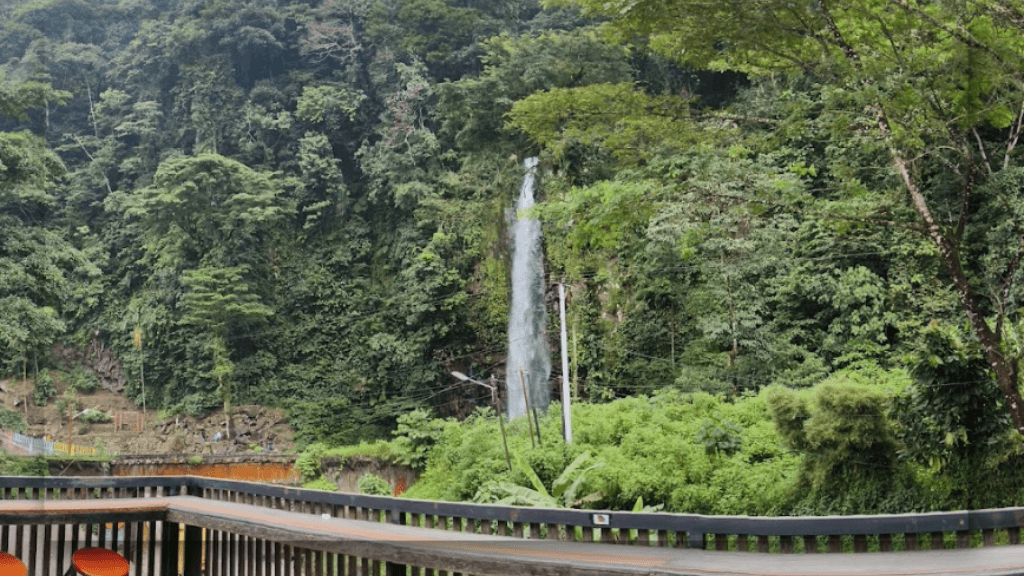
[161,520,180,576]
[386,510,407,576]
[183,525,203,576]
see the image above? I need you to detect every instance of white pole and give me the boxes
[559,283,572,443]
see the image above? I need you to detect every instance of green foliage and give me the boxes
[302,477,338,492]
[33,371,55,406]
[766,373,900,491]
[296,440,402,485]
[409,394,800,514]
[0,454,47,476]
[893,324,1024,509]
[509,82,698,165]
[165,392,220,418]
[295,441,330,483]
[54,388,77,421]
[0,407,26,433]
[0,0,1018,515]
[391,408,445,471]
[695,415,742,457]
[66,365,98,393]
[0,69,70,120]
[474,451,604,508]
[357,472,391,496]
[78,409,111,423]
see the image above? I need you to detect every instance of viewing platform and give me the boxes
[0,476,1020,576]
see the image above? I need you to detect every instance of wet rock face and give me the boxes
[151,405,293,455]
[51,344,126,393]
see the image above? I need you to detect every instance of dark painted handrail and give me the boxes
[0,475,1021,553]
[186,476,1024,551]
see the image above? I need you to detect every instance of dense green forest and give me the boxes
[2,0,1024,510]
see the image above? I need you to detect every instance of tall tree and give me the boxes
[116,153,289,404]
[0,72,98,376]
[551,0,1024,434]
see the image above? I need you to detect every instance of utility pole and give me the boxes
[451,372,511,471]
[559,283,572,443]
[134,327,146,430]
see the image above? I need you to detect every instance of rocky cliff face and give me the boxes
[51,344,126,393]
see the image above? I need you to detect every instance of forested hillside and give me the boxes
[2,0,1024,488]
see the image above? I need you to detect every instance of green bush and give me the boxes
[78,409,111,424]
[408,393,799,515]
[67,365,99,393]
[33,372,55,406]
[766,368,904,492]
[167,392,220,417]
[357,473,391,496]
[403,408,519,502]
[302,477,338,491]
[0,454,47,476]
[296,442,330,483]
[0,408,26,433]
[391,408,445,471]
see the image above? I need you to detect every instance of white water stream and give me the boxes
[505,157,550,420]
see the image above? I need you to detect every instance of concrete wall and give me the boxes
[111,454,300,484]
[321,456,417,495]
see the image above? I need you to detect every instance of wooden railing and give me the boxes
[0,475,1020,576]
[0,477,185,576]
[191,476,1024,553]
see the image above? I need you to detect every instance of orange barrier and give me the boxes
[113,460,299,484]
[52,441,98,457]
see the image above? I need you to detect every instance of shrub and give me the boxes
[67,365,99,393]
[296,442,329,482]
[33,372,55,406]
[302,477,338,491]
[167,392,220,417]
[357,473,391,496]
[766,378,899,491]
[0,454,46,476]
[55,389,79,421]
[391,408,445,471]
[0,408,26,433]
[78,409,111,424]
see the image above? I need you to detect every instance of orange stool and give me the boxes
[0,552,26,576]
[70,548,129,576]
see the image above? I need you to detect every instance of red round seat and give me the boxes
[71,548,129,576]
[0,552,26,576]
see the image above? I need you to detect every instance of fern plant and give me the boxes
[474,452,604,508]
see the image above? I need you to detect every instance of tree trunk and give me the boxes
[879,110,1024,435]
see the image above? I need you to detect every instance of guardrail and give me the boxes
[194,476,1024,553]
[0,476,1020,554]
[0,429,98,457]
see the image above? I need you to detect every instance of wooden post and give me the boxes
[183,525,203,576]
[519,368,536,448]
[532,407,543,447]
[558,283,572,443]
[161,521,179,576]
[498,413,512,472]
[385,512,407,576]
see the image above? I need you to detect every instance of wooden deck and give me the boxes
[1,494,1023,576]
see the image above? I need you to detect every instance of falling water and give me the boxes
[506,157,551,420]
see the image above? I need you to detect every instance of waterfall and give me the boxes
[506,157,551,420]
